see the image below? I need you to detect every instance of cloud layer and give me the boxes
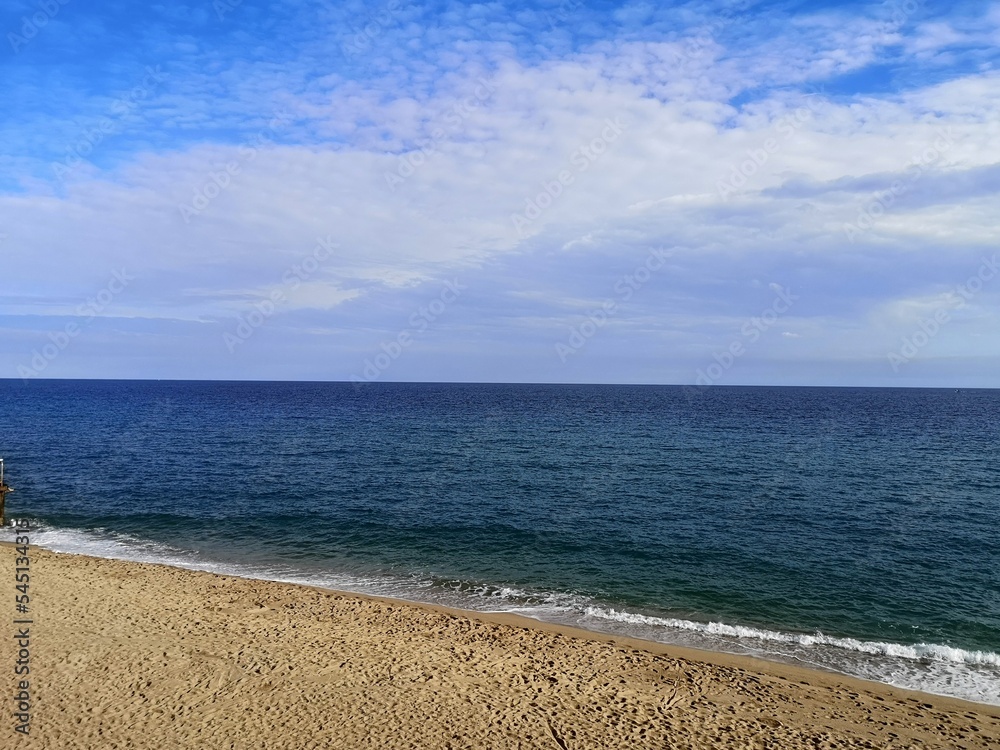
[2,0,999,386]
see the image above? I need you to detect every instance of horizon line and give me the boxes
[1,378,994,391]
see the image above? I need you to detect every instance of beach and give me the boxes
[3,545,998,749]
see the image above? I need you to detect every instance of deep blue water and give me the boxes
[2,380,999,703]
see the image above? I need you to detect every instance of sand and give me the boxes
[2,545,998,749]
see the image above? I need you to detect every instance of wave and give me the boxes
[583,606,1000,668]
[6,521,1000,706]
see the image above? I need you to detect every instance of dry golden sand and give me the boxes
[3,546,999,749]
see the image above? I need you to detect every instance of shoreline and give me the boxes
[282,572,996,712]
[3,540,998,710]
[4,543,999,748]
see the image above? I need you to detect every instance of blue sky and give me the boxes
[2,0,999,386]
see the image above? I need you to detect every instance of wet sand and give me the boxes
[3,544,998,748]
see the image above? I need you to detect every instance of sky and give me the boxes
[1,0,999,387]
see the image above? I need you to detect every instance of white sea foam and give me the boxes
[7,524,206,569]
[583,607,1000,668]
[7,522,1000,706]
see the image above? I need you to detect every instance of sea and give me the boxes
[1,380,998,705]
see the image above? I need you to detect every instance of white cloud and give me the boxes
[2,1,999,384]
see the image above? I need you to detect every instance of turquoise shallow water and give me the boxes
[2,380,998,704]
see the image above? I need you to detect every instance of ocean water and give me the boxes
[1,380,998,705]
